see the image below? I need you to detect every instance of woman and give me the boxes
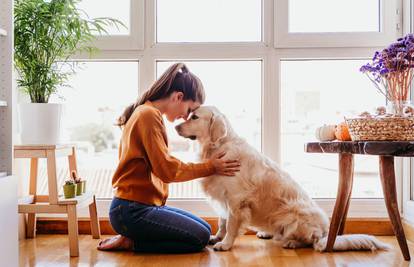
[98,63,240,253]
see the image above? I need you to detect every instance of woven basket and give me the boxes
[346,116,414,141]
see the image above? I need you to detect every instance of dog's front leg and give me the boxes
[209,217,227,245]
[213,213,241,251]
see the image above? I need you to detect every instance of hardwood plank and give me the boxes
[35,218,395,236]
[19,235,414,266]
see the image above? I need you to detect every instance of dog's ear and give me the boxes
[210,115,227,143]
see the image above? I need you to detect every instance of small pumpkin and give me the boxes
[335,122,352,141]
[315,125,336,141]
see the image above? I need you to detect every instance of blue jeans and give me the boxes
[109,197,211,253]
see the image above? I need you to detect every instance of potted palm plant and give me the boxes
[14,0,123,144]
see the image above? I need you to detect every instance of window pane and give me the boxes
[41,62,139,198]
[281,60,384,198]
[156,0,261,42]
[157,61,262,198]
[76,0,130,35]
[289,0,380,33]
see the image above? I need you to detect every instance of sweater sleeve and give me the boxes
[137,110,216,183]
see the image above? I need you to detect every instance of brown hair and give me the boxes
[116,63,205,127]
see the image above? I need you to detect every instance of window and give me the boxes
[275,0,398,47]
[38,62,139,198]
[23,0,405,218]
[157,60,262,198]
[156,0,262,42]
[79,0,144,50]
[76,0,131,35]
[281,60,384,198]
[288,0,380,33]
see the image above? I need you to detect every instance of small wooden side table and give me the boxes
[15,144,101,257]
[305,141,411,261]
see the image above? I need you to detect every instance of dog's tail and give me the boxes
[313,234,391,252]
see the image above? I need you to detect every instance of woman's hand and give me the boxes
[210,151,241,176]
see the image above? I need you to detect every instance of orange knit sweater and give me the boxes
[112,101,215,206]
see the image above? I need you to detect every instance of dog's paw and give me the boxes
[209,235,222,245]
[256,231,273,239]
[282,240,302,249]
[213,241,232,251]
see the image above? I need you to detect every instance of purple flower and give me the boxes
[361,33,414,101]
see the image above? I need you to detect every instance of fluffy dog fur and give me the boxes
[175,106,389,252]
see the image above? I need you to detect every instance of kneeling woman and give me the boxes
[98,63,240,253]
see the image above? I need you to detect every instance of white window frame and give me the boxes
[154,0,264,44]
[91,0,145,50]
[403,158,414,223]
[66,0,404,219]
[402,0,414,224]
[274,0,401,48]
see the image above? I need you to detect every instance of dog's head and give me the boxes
[175,106,228,145]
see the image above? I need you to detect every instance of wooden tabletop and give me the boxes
[305,141,414,157]
[14,144,75,150]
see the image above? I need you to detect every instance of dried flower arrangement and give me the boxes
[360,33,414,103]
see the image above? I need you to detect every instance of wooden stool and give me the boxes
[15,144,101,257]
[305,141,411,261]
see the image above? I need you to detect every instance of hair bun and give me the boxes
[181,65,189,73]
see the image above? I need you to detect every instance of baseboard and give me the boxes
[403,220,414,243]
[35,217,394,236]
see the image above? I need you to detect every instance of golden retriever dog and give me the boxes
[175,106,389,252]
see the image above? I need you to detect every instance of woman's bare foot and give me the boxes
[97,235,133,251]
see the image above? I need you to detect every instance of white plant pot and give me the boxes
[18,103,63,145]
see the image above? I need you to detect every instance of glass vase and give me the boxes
[386,100,412,116]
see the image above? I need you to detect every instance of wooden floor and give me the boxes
[19,235,414,267]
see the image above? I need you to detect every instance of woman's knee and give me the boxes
[202,219,212,234]
[190,225,210,250]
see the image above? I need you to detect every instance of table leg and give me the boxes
[337,193,351,235]
[325,153,354,251]
[27,158,38,238]
[89,195,101,239]
[379,156,410,261]
[67,205,79,257]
